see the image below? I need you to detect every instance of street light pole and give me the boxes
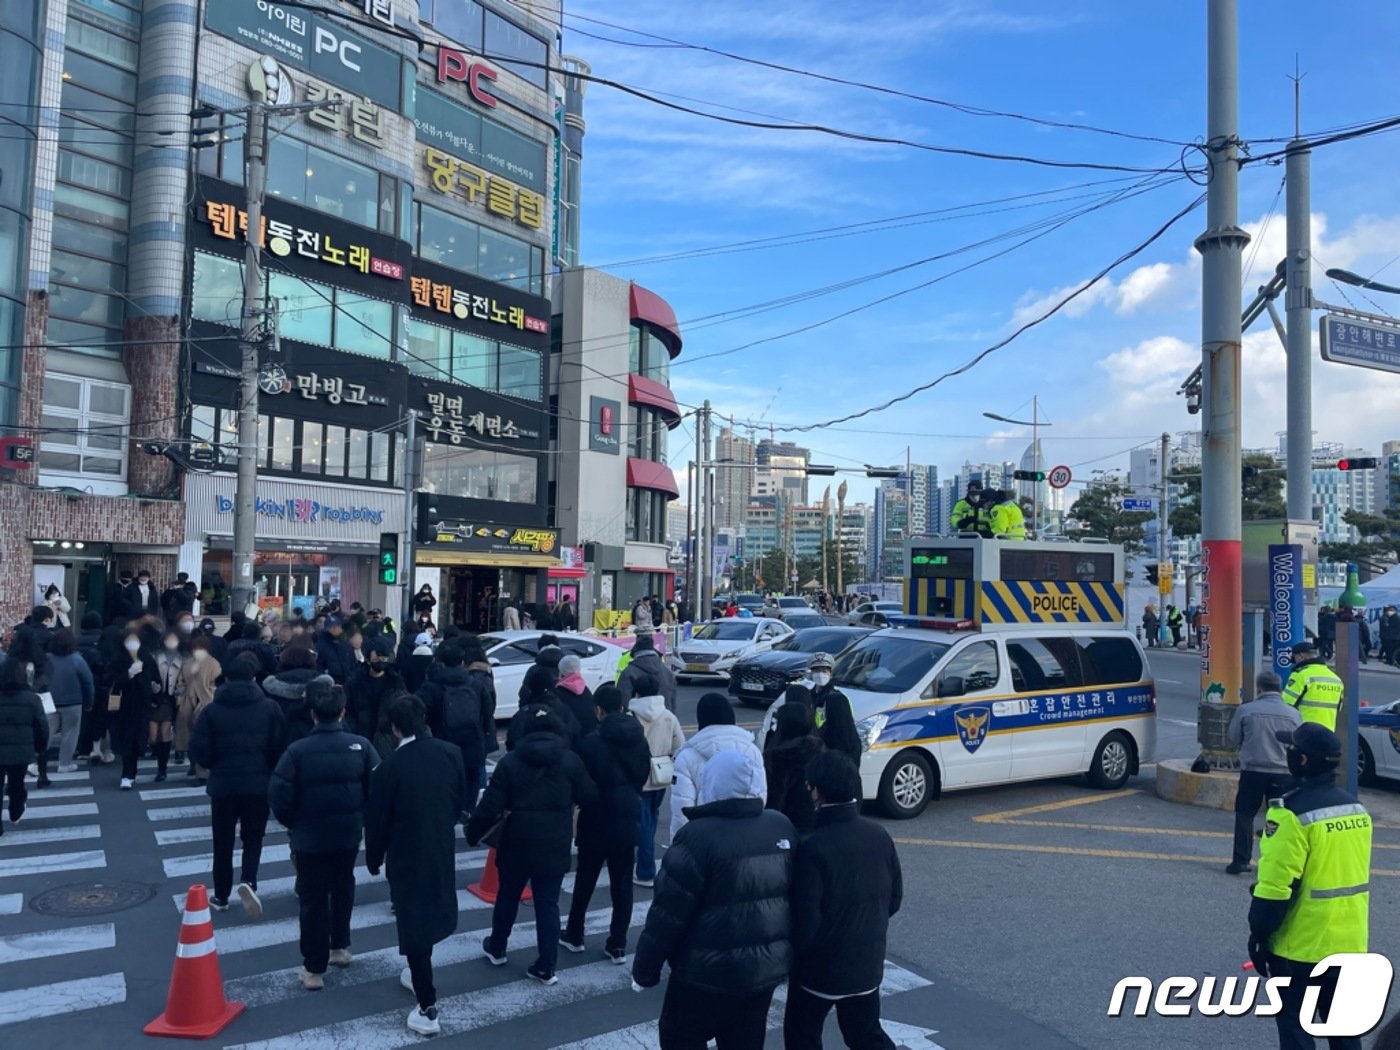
[1285,132,1313,521]
[1032,394,1040,537]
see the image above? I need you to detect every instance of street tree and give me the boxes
[1168,452,1285,538]
[1067,481,1152,553]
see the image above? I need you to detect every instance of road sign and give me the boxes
[1121,497,1154,511]
[1159,562,1173,594]
[1320,314,1400,374]
[1047,464,1072,489]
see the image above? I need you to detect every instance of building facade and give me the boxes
[715,425,754,531]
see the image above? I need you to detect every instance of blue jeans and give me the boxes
[636,790,664,880]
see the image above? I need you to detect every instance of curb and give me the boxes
[1154,758,1238,811]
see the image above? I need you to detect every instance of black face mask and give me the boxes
[1287,750,1308,779]
[369,661,385,676]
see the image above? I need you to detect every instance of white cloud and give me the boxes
[1114,262,1176,313]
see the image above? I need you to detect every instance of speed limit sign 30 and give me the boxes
[1047,464,1072,489]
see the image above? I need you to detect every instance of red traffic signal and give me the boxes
[1338,457,1378,471]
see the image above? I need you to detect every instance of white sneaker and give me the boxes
[406,1005,440,1035]
[328,948,352,968]
[119,778,133,791]
[299,968,324,991]
[56,763,78,773]
[100,751,115,764]
[25,764,37,778]
[400,966,416,994]
[237,883,262,920]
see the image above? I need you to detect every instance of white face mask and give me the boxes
[163,639,179,652]
[811,672,832,687]
[124,640,141,653]
[191,649,208,663]
[177,621,194,634]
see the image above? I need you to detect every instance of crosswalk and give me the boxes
[0,755,945,1048]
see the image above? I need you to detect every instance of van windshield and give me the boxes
[833,636,949,694]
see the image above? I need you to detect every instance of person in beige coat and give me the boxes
[627,672,684,887]
[176,635,221,780]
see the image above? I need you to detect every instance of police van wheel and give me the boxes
[878,750,934,819]
[1359,739,1377,786]
[1087,732,1134,790]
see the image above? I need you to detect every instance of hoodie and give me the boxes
[628,694,685,791]
[262,669,330,747]
[553,673,596,741]
[189,680,286,797]
[671,724,768,835]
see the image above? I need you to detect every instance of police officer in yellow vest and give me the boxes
[987,490,1027,541]
[1282,641,1344,731]
[1249,723,1372,1050]
[950,480,990,536]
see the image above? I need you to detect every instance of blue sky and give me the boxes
[561,1,1400,507]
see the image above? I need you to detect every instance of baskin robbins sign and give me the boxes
[215,495,385,527]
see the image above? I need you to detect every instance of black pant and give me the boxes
[296,848,357,974]
[658,980,775,1050]
[1169,624,1182,646]
[1,764,26,826]
[210,794,270,902]
[77,702,108,757]
[783,985,895,1050]
[1269,955,1363,1050]
[490,864,564,973]
[1319,638,1335,660]
[565,842,634,952]
[1233,770,1288,866]
[406,948,435,1010]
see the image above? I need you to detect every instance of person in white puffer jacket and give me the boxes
[670,692,767,839]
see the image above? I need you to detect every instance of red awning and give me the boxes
[629,283,682,357]
[628,374,681,428]
[626,456,680,498]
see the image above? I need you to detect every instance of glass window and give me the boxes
[57,151,130,198]
[478,224,531,288]
[417,203,479,269]
[370,431,391,482]
[428,0,482,48]
[257,414,269,468]
[47,317,115,352]
[377,174,397,236]
[452,331,495,389]
[938,640,1000,696]
[66,16,140,68]
[832,635,950,694]
[50,250,124,296]
[39,373,129,481]
[53,182,128,229]
[484,9,548,88]
[1006,638,1080,692]
[61,49,137,99]
[1076,636,1145,687]
[628,327,641,375]
[347,429,369,478]
[267,138,378,230]
[191,404,216,445]
[335,293,392,359]
[59,116,131,165]
[191,252,243,325]
[271,416,294,470]
[301,421,323,472]
[50,284,123,327]
[70,1,141,33]
[323,425,345,477]
[496,343,540,401]
[420,443,537,502]
[268,271,333,346]
[51,214,125,260]
[406,318,452,380]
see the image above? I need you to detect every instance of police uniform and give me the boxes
[1249,723,1371,1050]
[987,496,1026,540]
[1282,650,1344,731]
[950,490,988,536]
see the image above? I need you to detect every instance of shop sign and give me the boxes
[257,364,390,407]
[436,47,498,108]
[409,274,547,334]
[206,0,403,112]
[203,201,405,281]
[415,89,548,193]
[348,0,393,27]
[589,396,620,455]
[423,389,536,443]
[0,436,35,469]
[215,494,387,526]
[560,546,586,571]
[430,522,559,555]
[243,58,386,149]
[423,146,544,231]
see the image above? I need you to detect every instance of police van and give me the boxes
[769,536,1156,818]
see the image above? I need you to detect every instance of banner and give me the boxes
[1199,540,1242,706]
[1268,544,1305,687]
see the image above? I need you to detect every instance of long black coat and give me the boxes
[574,713,649,855]
[119,581,160,620]
[113,653,157,753]
[268,722,376,854]
[345,664,405,742]
[364,736,467,956]
[467,731,597,879]
[189,680,286,798]
[0,685,48,767]
[314,630,355,684]
[763,735,825,835]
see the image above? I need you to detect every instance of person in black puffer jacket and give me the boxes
[345,637,404,748]
[461,637,499,771]
[783,751,903,1049]
[314,617,355,684]
[269,679,376,988]
[262,646,327,750]
[417,642,493,813]
[763,701,825,835]
[227,620,276,682]
[468,709,597,984]
[632,748,795,1047]
[552,653,596,745]
[505,664,579,750]
[0,659,49,830]
[563,684,649,961]
[190,654,286,915]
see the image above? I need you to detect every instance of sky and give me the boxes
[558,0,1400,509]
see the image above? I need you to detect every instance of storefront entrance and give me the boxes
[201,550,368,620]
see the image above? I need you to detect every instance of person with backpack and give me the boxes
[346,638,405,751]
[506,665,579,750]
[418,642,493,815]
[627,671,685,886]
[562,684,649,962]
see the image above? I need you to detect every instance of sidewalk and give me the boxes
[1145,644,1400,675]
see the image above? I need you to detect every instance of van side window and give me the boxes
[939,640,1000,695]
[1077,636,1146,686]
[1006,638,1083,692]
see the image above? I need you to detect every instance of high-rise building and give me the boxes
[1313,449,1379,545]
[715,426,755,530]
[754,439,810,505]
[877,487,909,579]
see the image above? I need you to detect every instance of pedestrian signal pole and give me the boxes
[399,408,419,625]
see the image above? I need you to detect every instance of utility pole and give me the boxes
[684,438,695,617]
[1032,395,1040,538]
[821,485,831,598]
[699,401,714,618]
[398,409,419,625]
[1284,91,1312,521]
[1158,431,1170,646]
[231,96,268,619]
[1196,0,1252,760]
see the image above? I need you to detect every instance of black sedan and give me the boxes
[727,625,874,708]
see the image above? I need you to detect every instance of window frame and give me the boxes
[38,372,131,487]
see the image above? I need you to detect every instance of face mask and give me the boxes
[369,661,385,675]
[1286,750,1307,779]
[192,649,207,663]
[178,621,194,634]
[125,640,141,653]
[811,672,832,687]
[163,639,179,652]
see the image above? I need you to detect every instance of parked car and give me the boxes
[727,625,874,708]
[711,592,766,617]
[477,631,625,720]
[779,610,827,630]
[848,600,903,627]
[763,595,811,617]
[1359,698,1400,785]
[673,618,794,681]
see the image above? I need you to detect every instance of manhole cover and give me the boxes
[30,881,157,917]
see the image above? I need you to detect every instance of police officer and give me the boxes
[1249,723,1372,1050]
[949,481,989,536]
[807,653,861,766]
[987,490,1026,540]
[1282,641,1344,731]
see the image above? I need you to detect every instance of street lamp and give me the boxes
[983,395,1051,536]
[1326,267,1400,297]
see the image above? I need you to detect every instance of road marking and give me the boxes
[226,902,651,1008]
[548,961,933,1050]
[0,850,105,879]
[215,892,492,955]
[155,823,285,846]
[0,894,20,915]
[988,815,1400,850]
[147,804,213,821]
[139,786,209,801]
[0,823,100,848]
[0,922,114,965]
[164,843,292,878]
[974,789,1140,823]
[882,1021,948,1050]
[1157,678,1183,684]
[11,802,99,820]
[32,770,89,783]
[23,786,93,800]
[0,972,125,1027]
[1161,718,1197,727]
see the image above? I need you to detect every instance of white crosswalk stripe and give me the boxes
[0,850,106,879]
[0,823,100,848]
[5,802,99,820]
[0,923,116,965]
[0,973,126,1025]
[0,894,21,915]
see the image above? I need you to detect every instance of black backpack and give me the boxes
[78,639,110,695]
[442,679,482,733]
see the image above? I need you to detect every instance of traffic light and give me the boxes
[416,496,441,545]
[1144,564,1159,586]
[1338,457,1378,471]
[378,533,399,586]
[1242,465,1259,479]
[1012,469,1046,482]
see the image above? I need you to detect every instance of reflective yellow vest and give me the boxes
[989,501,1026,540]
[1282,662,1344,730]
[950,498,985,535]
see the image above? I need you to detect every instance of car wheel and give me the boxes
[1359,738,1377,786]
[1087,731,1135,789]
[878,749,935,819]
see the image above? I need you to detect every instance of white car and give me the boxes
[1359,699,1400,785]
[674,618,795,680]
[848,601,903,626]
[478,631,625,721]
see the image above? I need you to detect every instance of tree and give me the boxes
[1067,481,1152,553]
[1168,453,1286,538]
[1319,496,1400,569]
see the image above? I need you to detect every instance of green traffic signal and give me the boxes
[381,568,397,585]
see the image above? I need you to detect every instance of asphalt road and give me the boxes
[1,659,1395,1048]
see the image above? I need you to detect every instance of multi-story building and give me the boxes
[837,502,870,584]
[715,426,754,531]
[1380,439,1400,509]
[753,439,808,505]
[1313,449,1379,545]
[877,487,909,580]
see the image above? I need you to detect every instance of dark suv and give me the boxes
[727,625,873,707]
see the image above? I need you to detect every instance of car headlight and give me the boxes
[720,650,741,660]
[857,713,888,753]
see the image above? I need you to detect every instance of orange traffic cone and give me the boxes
[468,847,531,904]
[144,884,245,1039]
